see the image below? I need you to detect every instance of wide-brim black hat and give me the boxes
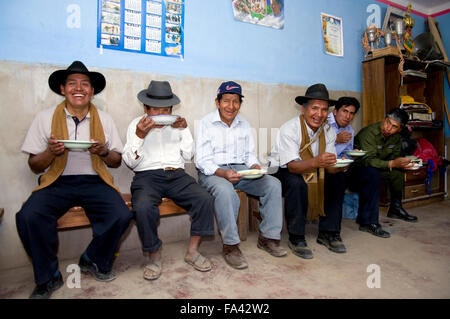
[295,83,337,106]
[48,61,106,96]
[137,80,180,107]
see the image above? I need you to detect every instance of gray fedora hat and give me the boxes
[137,80,180,107]
[295,83,337,106]
[48,61,106,96]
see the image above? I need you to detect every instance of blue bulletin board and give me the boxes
[97,0,184,58]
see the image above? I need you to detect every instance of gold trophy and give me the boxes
[403,3,415,56]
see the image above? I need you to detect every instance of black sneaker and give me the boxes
[29,272,63,299]
[79,253,116,282]
[317,232,347,253]
[359,224,391,238]
[288,240,313,259]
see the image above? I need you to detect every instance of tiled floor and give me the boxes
[1,200,449,299]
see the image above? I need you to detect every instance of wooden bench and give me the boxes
[57,191,251,241]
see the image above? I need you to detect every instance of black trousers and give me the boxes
[274,168,345,241]
[346,165,404,225]
[16,175,133,285]
[130,169,215,253]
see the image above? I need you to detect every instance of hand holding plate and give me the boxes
[223,169,242,183]
[48,134,65,156]
[392,157,412,169]
[136,115,158,139]
[315,152,337,168]
[171,117,187,129]
[88,139,107,156]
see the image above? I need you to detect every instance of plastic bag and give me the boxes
[342,192,358,219]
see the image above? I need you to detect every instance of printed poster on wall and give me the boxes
[232,0,284,30]
[97,0,184,58]
[321,13,344,57]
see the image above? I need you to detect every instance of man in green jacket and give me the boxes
[346,108,418,238]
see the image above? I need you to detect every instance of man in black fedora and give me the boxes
[123,80,215,280]
[270,83,348,259]
[16,61,133,298]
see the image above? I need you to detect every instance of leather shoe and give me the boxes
[387,207,418,222]
[387,199,418,222]
[29,271,63,299]
[79,252,116,282]
[359,224,391,238]
[223,244,248,269]
[317,232,346,253]
[257,235,287,257]
[288,240,313,259]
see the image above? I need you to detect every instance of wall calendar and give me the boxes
[97,0,184,58]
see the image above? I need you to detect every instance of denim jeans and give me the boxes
[198,164,283,245]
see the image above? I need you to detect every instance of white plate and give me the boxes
[149,114,179,125]
[332,159,354,168]
[345,150,367,157]
[406,164,423,170]
[237,169,267,179]
[57,140,95,149]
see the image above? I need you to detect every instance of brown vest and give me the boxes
[33,101,119,193]
[299,115,326,221]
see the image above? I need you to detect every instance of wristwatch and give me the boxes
[100,149,110,157]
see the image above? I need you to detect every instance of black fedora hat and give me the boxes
[48,61,106,96]
[137,80,180,107]
[295,83,337,106]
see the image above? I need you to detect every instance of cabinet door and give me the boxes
[362,58,385,126]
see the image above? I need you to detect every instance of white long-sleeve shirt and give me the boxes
[195,109,260,175]
[122,116,193,171]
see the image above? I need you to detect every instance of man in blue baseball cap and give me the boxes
[195,81,286,270]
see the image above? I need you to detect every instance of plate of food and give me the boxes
[57,140,95,149]
[345,150,367,157]
[405,162,423,170]
[332,158,354,168]
[237,169,267,179]
[407,164,422,170]
[405,157,423,170]
[148,114,180,125]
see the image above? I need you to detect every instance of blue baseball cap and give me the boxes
[217,81,244,98]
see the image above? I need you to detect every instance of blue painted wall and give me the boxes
[0,1,427,90]
[0,0,447,133]
[434,13,450,136]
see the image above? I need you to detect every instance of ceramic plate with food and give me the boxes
[345,150,367,157]
[149,114,180,125]
[332,158,354,168]
[57,140,95,149]
[236,169,267,179]
[406,163,423,170]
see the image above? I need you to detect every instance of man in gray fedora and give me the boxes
[123,80,215,281]
[270,83,348,259]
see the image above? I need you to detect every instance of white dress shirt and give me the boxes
[195,109,260,175]
[270,115,336,168]
[122,115,193,171]
[21,105,124,175]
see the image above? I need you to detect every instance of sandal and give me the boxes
[143,260,162,280]
[184,253,212,272]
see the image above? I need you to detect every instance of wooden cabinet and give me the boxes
[362,55,446,207]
